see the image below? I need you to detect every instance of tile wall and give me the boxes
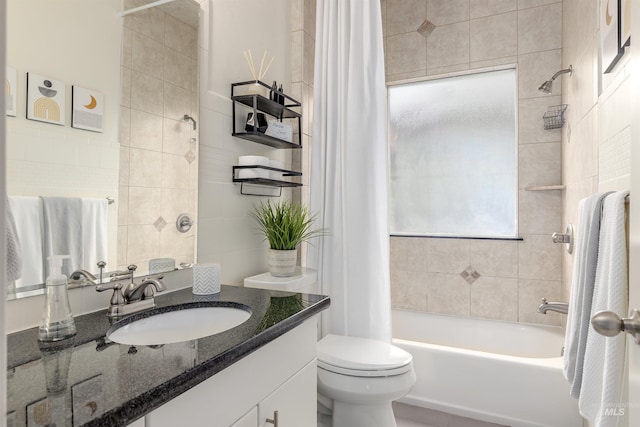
[290,0,316,265]
[561,0,631,301]
[196,0,293,284]
[383,0,565,325]
[118,0,199,274]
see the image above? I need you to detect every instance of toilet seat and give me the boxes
[317,334,413,377]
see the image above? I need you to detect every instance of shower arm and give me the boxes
[550,65,573,82]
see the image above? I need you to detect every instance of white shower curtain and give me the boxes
[309,0,391,342]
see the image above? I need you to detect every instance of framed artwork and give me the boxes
[26,398,51,427]
[72,86,104,132]
[6,66,17,116]
[601,0,623,73]
[26,72,66,125]
[6,411,17,427]
[72,375,103,426]
[621,0,631,48]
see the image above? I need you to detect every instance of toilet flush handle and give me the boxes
[266,410,279,426]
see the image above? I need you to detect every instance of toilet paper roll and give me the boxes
[149,258,175,274]
[192,263,221,295]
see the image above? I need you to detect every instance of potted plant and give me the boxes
[251,200,325,277]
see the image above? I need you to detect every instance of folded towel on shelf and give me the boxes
[81,198,108,275]
[8,196,45,287]
[6,198,23,282]
[579,190,629,426]
[564,191,612,398]
[41,196,83,277]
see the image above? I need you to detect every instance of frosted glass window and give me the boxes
[388,69,517,238]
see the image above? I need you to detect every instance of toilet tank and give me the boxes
[244,267,318,293]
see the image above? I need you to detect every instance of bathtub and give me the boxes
[391,309,582,427]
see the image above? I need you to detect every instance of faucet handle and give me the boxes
[97,261,106,284]
[95,281,126,308]
[127,264,138,283]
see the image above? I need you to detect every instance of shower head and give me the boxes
[538,65,573,94]
[183,114,197,130]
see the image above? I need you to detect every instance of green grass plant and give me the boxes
[251,200,325,250]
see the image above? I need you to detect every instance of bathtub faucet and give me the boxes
[537,298,569,315]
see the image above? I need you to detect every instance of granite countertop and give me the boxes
[6,285,330,427]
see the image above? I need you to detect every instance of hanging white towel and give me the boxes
[564,192,611,398]
[8,196,45,287]
[579,190,629,426]
[41,196,83,277]
[81,198,108,275]
[6,198,23,282]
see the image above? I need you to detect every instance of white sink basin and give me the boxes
[107,305,252,345]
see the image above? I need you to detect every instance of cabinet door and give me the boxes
[258,360,317,427]
[128,417,145,427]
[231,407,258,427]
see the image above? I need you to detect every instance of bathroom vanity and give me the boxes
[6,285,329,426]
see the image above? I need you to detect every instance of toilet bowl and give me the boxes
[244,271,415,427]
[316,334,416,427]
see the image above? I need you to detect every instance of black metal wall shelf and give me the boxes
[231,131,302,149]
[231,81,303,197]
[231,80,302,149]
[232,165,302,196]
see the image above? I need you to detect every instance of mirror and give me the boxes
[6,0,200,299]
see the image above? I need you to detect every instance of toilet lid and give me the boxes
[317,334,413,376]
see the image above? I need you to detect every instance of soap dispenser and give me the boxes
[39,255,77,342]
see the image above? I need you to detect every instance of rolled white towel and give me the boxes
[6,200,23,282]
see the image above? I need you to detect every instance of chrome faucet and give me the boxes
[96,264,166,318]
[537,298,569,315]
[69,269,97,282]
[124,277,167,302]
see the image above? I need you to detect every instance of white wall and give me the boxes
[197,0,293,284]
[5,0,122,271]
[561,0,632,300]
[1,0,7,419]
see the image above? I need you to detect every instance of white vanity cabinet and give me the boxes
[144,317,318,427]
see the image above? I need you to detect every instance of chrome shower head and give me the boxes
[538,79,554,94]
[538,65,573,94]
[183,114,197,130]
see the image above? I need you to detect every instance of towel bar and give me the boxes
[592,309,640,344]
[552,224,574,254]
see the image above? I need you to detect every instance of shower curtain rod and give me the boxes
[120,0,177,17]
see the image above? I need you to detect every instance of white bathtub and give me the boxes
[392,309,582,427]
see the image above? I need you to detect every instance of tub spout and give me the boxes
[537,298,569,315]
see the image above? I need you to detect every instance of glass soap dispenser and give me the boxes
[38,255,77,342]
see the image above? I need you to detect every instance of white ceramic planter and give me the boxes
[267,249,297,277]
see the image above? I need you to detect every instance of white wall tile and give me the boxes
[387,0,427,36]
[427,22,470,68]
[470,0,516,19]
[469,12,517,62]
[517,3,563,54]
[427,0,470,25]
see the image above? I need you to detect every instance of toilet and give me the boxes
[244,269,416,427]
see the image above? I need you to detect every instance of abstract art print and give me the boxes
[621,0,631,48]
[26,398,51,427]
[72,375,103,426]
[601,0,623,73]
[72,86,104,132]
[27,72,66,125]
[6,66,17,116]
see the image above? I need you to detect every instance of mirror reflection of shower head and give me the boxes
[183,114,197,130]
[538,65,573,94]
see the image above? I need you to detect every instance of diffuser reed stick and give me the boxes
[243,49,276,81]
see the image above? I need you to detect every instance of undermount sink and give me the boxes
[107,303,252,345]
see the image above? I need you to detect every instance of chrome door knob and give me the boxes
[591,309,640,344]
